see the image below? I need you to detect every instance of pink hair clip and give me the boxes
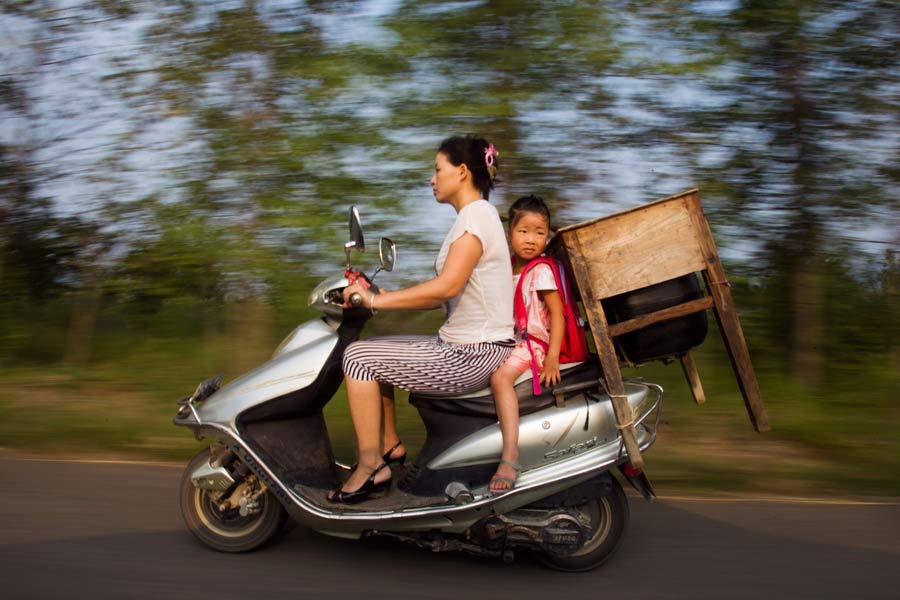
[484,143,499,168]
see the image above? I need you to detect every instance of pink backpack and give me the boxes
[514,257,590,395]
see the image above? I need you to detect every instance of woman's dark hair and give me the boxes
[508,194,551,229]
[437,135,498,200]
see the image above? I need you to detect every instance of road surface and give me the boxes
[1,456,897,599]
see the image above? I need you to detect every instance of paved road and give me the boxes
[1,456,898,600]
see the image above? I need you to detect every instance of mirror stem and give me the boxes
[344,241,356,271]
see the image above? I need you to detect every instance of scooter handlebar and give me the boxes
[342,270,379,310]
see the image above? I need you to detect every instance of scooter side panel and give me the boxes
[427,381,654,470]
[195,319,339,427]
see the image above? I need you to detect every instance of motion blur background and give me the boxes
[1,0,897,497]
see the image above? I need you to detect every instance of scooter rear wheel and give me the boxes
[180,447,288,553]
[536,476,629,572]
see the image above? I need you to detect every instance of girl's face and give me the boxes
[509,211,550,263]
[430,152,464,204]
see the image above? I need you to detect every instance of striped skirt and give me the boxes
[342,335,514,396]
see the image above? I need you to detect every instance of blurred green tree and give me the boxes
[1,0,897,381]
[625,0,899,385]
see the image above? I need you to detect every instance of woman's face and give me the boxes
[430,152,464,204]
[510,211,550,263]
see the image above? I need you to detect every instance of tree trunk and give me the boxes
[790,251,824,385]
[63,282,102,366]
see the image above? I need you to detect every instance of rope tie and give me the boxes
[610,394,636,429]
[615,418,636,430]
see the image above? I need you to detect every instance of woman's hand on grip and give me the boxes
[343,282,374,309]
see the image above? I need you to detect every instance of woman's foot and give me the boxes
[382,440,407,467]
[350,441,406,471]
[489,459,522,495]
[328,462,391,504]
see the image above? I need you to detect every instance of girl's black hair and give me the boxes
[508,194,551,229]
[437,135,497,200]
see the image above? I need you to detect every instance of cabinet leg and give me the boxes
[708,282,771,432]
[679,352,706,405]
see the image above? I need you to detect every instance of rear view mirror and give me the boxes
[379,238,395,273]
[346,206,365,268]
[348,206,365,252]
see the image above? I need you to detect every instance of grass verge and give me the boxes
[1,344,897,498]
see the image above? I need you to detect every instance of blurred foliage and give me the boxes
[0,0,898,495]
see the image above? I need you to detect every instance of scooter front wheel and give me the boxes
[179,447,288,553]
[536,475,629,572]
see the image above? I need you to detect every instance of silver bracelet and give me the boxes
[370,291,378,314]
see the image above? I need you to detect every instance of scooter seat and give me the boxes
[410,359,603,418]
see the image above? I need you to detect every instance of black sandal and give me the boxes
[328,462,391,505]
[382,441,407,467]
[350,441,406,471]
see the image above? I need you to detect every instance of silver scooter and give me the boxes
[174,207,662,571]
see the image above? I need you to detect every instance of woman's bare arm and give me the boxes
[344,232,483,311]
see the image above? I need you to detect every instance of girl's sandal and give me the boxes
[489,459,522,495]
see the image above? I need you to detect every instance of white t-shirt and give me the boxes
[435,200,514,344]
[512,264,558,310]
[512,262,559,346]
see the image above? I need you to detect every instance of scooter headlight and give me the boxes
[192,375,223,403]
[308,276,350,317]
[175,375,222,422]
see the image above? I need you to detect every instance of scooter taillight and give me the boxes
[622,464,643,478]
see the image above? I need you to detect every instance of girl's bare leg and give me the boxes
[337,375,391,494]
[490,364,522,491]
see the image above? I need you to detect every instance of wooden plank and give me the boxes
[556,188,701,234]
[565,234,645,470]
[606,296,715,338]
[687,198,771,432]
[565,196,709,298]
[679,352,706,405]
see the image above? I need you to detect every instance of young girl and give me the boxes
[489,195,564,493]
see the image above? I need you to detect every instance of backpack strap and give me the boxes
[514,257,559,396]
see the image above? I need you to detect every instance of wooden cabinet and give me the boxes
[551,189,770,470]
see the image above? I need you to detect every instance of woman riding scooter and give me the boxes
[331,135,515,504]
[174,167,666,568]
